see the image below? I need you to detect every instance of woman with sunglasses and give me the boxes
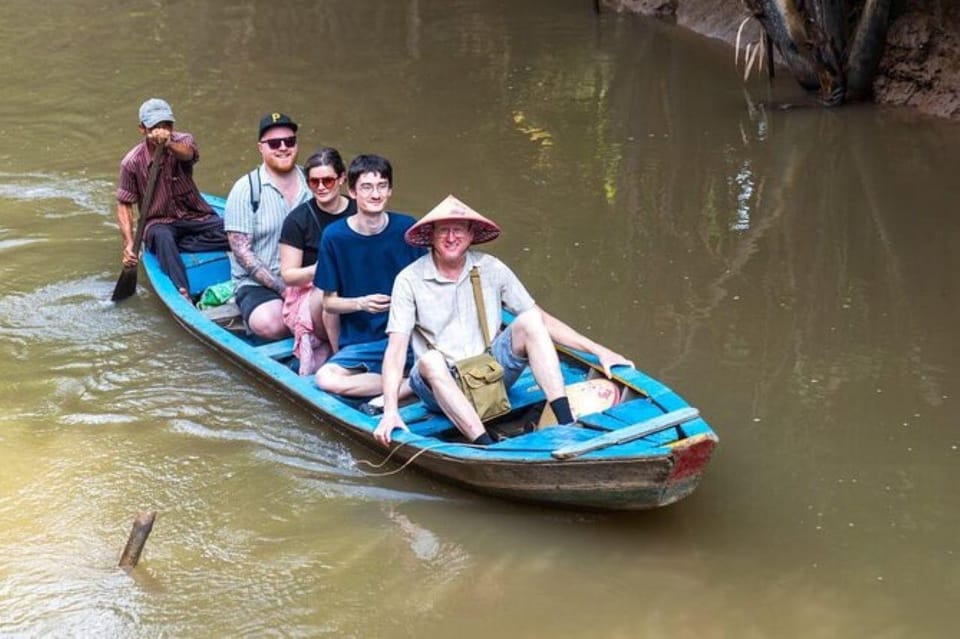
[278,147,357,375]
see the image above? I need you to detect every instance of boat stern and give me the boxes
[658,433,719,506]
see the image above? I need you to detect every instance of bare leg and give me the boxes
[315,363,384,398]
[417,350,486,441]
[306,287,341,352]
[509,309,566,401]
[321,309,340,352]
[249,299,289,340]
[366,379,416,410]
[307,288,329,344]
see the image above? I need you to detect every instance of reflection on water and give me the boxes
[1,0,958,637]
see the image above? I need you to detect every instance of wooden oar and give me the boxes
[111,142,165,302]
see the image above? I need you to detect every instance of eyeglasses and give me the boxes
[259,135,297,150]
[356,182,390,195]
[435,224,470,238]
[308,176,339,190]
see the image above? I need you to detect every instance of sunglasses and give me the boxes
[260,135,297,150]
[308,176,339,190]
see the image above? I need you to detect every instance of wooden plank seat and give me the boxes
[551,407,700,460]
[200,301,242,325]
[578,397,664,431]
[254,337,295,360]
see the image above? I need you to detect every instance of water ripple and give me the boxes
[0,237,43,252]
[0,171,113,214]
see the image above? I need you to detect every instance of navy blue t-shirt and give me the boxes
[315,213,425,348]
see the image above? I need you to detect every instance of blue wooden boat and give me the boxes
[140,194,718,510]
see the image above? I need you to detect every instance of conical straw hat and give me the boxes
[404,195,501,247]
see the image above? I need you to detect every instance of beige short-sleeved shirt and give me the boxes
[386,250,536,363]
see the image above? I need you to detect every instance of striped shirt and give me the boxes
[224,164,310,290]
[116,132,215,232]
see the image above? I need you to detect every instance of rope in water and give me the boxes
[354,440,486,477]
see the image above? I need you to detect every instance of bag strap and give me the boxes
[412,264,491,358]
[249,164,306,214]
[469,266,492,349]
[247,168,261,213]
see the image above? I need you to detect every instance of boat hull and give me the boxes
[138,195,718,510]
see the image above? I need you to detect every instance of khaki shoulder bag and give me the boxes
[450,266,512,422]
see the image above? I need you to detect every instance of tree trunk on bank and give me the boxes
[602,0,960,120]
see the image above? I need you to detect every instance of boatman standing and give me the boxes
[373,195,634,446]
[116,98,228,299]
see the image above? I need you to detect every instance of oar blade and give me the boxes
[110,143,164,305]
[111,265,139,302]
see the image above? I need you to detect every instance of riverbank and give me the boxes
[605,0,960,121]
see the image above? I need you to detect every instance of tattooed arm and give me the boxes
[227,231,286,295]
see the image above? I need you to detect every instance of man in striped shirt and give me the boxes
[224,113,310,339]
[116,98,228,299]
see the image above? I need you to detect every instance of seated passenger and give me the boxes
[224,112,310,339]
[374,196,634,446]
[312,154,425,397]
[279,147,356,375]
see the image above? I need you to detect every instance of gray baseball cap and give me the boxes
[138,98,176,128]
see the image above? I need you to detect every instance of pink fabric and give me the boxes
[282,285,330,376]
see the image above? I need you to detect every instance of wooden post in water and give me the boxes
[118,510,156,570]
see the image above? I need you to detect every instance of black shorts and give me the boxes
[235,285,282,325]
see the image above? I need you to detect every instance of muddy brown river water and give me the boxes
[0,1,957,637]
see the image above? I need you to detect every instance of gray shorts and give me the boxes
[409,325,528,413]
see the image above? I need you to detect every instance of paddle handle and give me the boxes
[129,142,166,261]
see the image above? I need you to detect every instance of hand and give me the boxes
[358,293,391,314]
[148,127,171,146]
[596,347,634,378]
[374,410,408,446]
[122,244,138,267]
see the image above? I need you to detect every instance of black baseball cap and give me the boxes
[258,112,298,139]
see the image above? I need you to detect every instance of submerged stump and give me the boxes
[118,510,156,570]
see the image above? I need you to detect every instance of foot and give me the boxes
[358,401,384,416]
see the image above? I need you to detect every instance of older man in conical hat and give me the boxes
[374,195,633,446]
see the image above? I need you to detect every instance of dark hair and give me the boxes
[304,147,345,176]
[347,154,392,190]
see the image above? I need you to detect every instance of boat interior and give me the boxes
[171,247,699,454]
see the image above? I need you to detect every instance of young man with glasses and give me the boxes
[311,154,425,398]
[116,98,228,300]
[277,147,357,375]
[224,112,310,339]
